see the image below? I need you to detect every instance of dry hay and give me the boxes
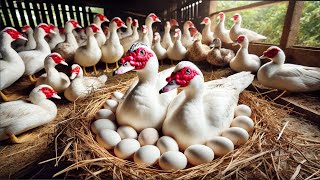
[34,65,320,179]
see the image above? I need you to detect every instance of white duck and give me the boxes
[140,25,150,47]
[113,42,177,132]
[200,17,214,46]
[36,53,70,93]
[167,28,187,64]
[58,27,66,41]
[229,13,267,42]
[145,13,161,44]
[161,19,178,49]
[214,12,233,44]
[74,24,102,75]
[258,46,320,92]
[121,19,140,53]
[152,32,167,65]
[16,25,36,52]
[64,64,107,102]
[0,27,27,101]
[53,20,81,62]
[93,13,109,47]
[19,23,54,83]
[101,17,127,72]
[230,35,261,72]
[160,61,254,150]
[121,17,133,39]
[181,21,195,48]
[75,28,87,46]
[0,84,60,143]
[47,24,65,50]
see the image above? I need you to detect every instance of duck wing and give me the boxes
[276,64,320,85]
[0,101,47,128]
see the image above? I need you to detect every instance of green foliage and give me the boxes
[216,1,287,45]
[296,1,320,47]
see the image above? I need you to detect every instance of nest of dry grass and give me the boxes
[48,67,320,179]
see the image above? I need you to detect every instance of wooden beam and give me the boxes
[82,5,88,27]
[53,3,62,27]
[7,0,20,28]
[75,6,82,26]
[1,0,12,27]
[88,7,94,24]
[16,1,27,26]
[46,2,55,25]
[69,3,75,20]
[61,4,68,24]
[209,1,280,17]
[280,1,304,49]
[0,9,5,28]
[39,2,48,24]
[24,0,35,28]
[32,2,42,25]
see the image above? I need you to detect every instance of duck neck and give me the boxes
[238,43,249,55]
[45,63,60,85]
[217,18,225,31]
[203,23,211,34]
[34,30,50,53]
[136,57,158,85]
[65,31,78,48]
[272,53,286,65]
[184,76,204,101]
[0,36,20,62]
[109,27,121,44]
[126,22,133,34]
[164,26,170,34]
[183,26,191,38]
[94,20,102,29]
[28,95,57,117]
[26,30,36,46]
[87,33,98,49]
[132,26,138,37]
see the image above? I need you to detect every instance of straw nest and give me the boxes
[49,66,320,179]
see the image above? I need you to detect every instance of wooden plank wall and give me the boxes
[0,0,99,29]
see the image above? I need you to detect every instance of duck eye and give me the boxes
[139,49,145,56]
[185,69,191,75]
[169,81,174,85]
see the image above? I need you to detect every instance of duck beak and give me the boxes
[18,35,28,41]
[77,24,82,28]
[121,24,127,28]
[156,18,161,22]
[159,80,180,94]
[232,42,239,46]
[113,62,135,76]
[60,61,68,66]
[50,29,56,34]
[52,93,61,99]
[200,21,205,25]
[70,73,77,80]
[260,55,268,60]
[105,17,110,22]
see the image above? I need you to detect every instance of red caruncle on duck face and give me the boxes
[96,14,107,21]
[263,48,280,58]
[236,35,245,43]
[113,18,125,28]
[69,20,80,28]
[121,47,154,70]
[3,28,23,40]
[38,23,51,34]
[71,65,80,75]
[90,24,100,33]
[22,25,30,32]
[39,86,57,99]
[166,67,199,87]
[50,53,65,64]
[149,13,159,22]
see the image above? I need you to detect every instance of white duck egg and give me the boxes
[206,136,234,156]
[234,104,252,117]
[111,91,124,102]
[95,109,115,121]
[221,127,249,145]
[138,128,159,146]
[114,139,140,159]
[103,99,118,113]
[134,145,160,166]
[231,116,254,132]
[91,119,117,134]
[184,144,214,166]
[117,126,138,139]
[159,151,187,170]
[96,129,121,150]
[156,136,179,154]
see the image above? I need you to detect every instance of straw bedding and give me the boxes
[0,64,319,179]
[51,65,320,179]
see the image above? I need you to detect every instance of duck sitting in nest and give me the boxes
[207,38,235,67]
[186,32,210,62]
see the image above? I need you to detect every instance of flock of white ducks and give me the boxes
[0,10,320,170]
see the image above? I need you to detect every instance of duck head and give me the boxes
[170,19,179,27]
[1,27,27,41]
[260,46,285,64]
[132,19,139,29]
[231,13,242,24]
[210,38,222,49]
[126,17,133,25]
[94,13,109,24]
[36,23,56,38]
[70,64,83,79]
[217,12,226,22]
[200,17,211,25]
[65,20,82,33]
[109,17,127,30]
[21,25,31,33]
[44,53,68,68]
[28,84,61,102]
[160,61,203,94]
[173,28,182,41]
[113,42,156,76]
[146,13,161,25]
[232,35,248,47]
[183,21,195,30]
[190,28,198,37]
[85,23,100,35]
[192,32,202,41]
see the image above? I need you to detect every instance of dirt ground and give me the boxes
[0,60,319,178]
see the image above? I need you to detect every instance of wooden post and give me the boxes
[0,11,5,28]
[53,3,62,27]
[1,0,12,27]
[69,3,75,20]
[39,3,48,24]
[61,4,69,23]
[280,1,304,49]
[7,0,20,28]
[24,0,35,28]
[16,1,27,26]
[209,1,217,31]
[82,5,88,27]
[32,2,42,25]
[75,6,82,26]
[46,2,55,25]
